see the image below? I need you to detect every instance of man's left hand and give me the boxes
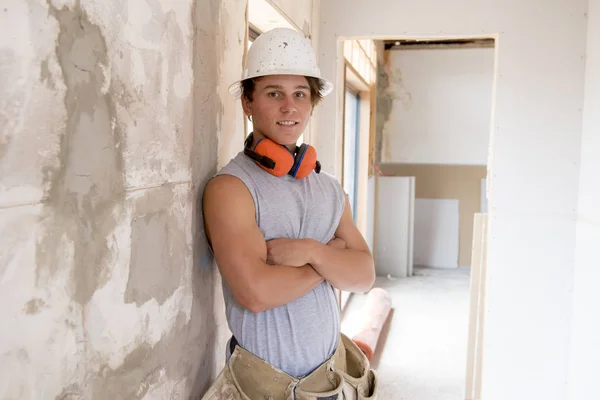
[266,238,314,267]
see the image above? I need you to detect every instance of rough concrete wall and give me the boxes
[191,0,246,396]
[0,0,243,398]
[216,2,247,170]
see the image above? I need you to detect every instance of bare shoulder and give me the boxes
[202,174,256,244]
[203,173,249,195]
[203,174,252,207]
[202,173,268,285]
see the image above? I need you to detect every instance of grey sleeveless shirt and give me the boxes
[214,151,346,378]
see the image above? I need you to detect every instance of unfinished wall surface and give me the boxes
[267,0,313,36]
[380,47,495,165]
[316,1,588,398]
[0,0,245,398]
[373,40,387,165]
[379,164,487,267]
[217,3,247,170]
[568,0,600,397]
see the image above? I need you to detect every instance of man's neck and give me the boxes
[251,131,297,152]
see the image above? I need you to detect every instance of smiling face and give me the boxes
[241,75,314,150]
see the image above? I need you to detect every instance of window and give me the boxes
[343,88,360,222]
[343,39,377,85]
[249,26,261,41]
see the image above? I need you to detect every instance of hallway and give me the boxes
[3,0,600,397]
[341,267,471,399]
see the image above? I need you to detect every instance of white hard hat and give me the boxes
[229,27,334,98]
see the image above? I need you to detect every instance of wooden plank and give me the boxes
[473,214,488,399]
[465,213,487,399]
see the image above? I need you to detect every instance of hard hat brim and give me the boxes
[228,73,334,99]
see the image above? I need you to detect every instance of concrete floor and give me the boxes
[341,266,471,399]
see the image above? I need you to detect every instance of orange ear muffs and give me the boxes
[290,144,321,179]
[252,138,294,177]
[244,134,321,178]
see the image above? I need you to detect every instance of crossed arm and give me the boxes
[265,193,375,293]
[202,175,375,314]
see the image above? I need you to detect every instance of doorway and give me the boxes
[338,40,377,312]
[339,37,497,400]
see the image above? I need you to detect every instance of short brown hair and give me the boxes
[241,76,325,107]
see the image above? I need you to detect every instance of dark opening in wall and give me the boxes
[384,38,495,50]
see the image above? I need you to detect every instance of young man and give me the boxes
[201,28,378,399]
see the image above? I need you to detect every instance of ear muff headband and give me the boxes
[289,144,307,178]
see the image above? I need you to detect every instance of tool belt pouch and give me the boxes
[295,334,379,400]
[201,361,249,400]
[201,334,378,400]
[336,334,379,399]
[294,370,346,400]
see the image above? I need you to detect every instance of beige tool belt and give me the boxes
[201,333,379,400]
